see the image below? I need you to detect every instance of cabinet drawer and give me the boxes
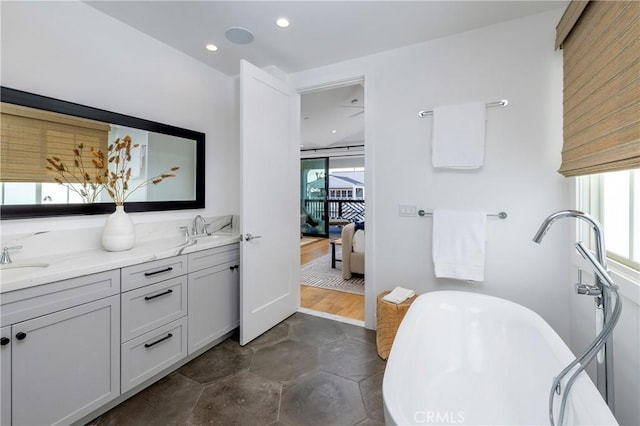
[188,244,239,273]
[121,276,187,342]
[121,317,187,393]
[1,269,120,326]
[121,255,187,292]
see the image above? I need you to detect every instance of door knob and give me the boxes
[244,233,262,241]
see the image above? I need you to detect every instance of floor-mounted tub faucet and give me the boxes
[533,209,621,425]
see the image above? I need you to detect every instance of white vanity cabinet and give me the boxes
[120,255,189,393]
[0,239,241,425]
[187,244,240,354]
[1,326,11,426]
[0,270,121,426]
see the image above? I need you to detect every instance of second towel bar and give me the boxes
[418,210,508,219]
[418,99,508,118]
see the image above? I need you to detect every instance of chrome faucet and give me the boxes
[192,215,207,236]
[533,209,607,271]
[1,246,22,265]
[533,209,620,424]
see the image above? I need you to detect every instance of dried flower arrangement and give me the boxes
[46,143,108,203]
[105,135,179,206]
[46,135,179,205]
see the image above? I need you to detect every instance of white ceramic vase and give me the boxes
[101,205,136,252]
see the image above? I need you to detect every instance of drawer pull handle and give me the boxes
[144,289,174,301]
[229,265,239,271]
[15,332,27,341]
[144,333,173,348]
[0,337,9,346]
[144,267,173,277]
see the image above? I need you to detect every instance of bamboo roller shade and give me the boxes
[556,1,640,177]
[1,103,110,183]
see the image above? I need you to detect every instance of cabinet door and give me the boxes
[11,295,120,426]
[1,326,10,426]
[188,260,239,354]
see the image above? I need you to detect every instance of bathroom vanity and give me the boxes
[0,226,240,426]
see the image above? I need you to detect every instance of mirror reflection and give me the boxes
[1,105,196,205]
[0,87,205,219]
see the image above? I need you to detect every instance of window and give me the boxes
[329,189,352,199]
[577,168,639,270]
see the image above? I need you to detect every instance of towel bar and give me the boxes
[418,99,508,118]
[418,210,507,219]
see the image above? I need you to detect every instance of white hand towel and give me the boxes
[432,209,487,282]
[432,102,486,169]
[383,286,416,304]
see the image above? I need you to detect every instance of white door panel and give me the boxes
[240,60,300,345]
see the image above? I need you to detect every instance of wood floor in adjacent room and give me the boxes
[300,238,365,321]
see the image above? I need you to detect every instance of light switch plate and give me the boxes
[398,205,417,217]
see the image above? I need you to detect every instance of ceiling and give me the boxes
[86,1,564,77]
[86,1,565,150]
[301,83,364,149]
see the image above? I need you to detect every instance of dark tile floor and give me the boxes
[89,313,386,426]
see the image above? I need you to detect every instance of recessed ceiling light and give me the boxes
[331,130,337,134]
[205,44,218,52]
[276,18,290,28]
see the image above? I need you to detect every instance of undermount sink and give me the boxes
[1,262,50,270]
[193,234,230,242]
[191,233,236,246]
[0,263,50,280]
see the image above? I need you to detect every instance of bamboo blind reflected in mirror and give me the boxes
[1,103,110,183]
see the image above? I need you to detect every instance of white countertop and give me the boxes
[0,232,241,294]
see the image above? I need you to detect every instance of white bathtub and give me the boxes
[383,291,617,425]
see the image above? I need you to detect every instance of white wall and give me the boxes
[0,0,238,234]
[291,9,572,339]
[607,272,640,426]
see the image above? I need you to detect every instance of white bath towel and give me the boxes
[383,286,416,304]
[432,102,486,169]
[432,209,487,282]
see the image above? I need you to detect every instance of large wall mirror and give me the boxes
[0,87,205,219]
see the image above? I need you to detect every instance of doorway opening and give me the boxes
[298,82,365,323]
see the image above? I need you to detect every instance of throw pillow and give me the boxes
[353,229,365,253]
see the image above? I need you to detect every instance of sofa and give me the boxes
[341,223,365,279]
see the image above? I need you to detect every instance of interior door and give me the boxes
[239,60,300,345]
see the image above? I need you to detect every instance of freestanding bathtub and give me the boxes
[382,291,617,425]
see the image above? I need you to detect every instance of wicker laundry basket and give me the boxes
[376,290,417,360]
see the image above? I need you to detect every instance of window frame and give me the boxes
[577,169,639,272]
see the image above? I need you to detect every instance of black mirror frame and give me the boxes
[0,87,205,220]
